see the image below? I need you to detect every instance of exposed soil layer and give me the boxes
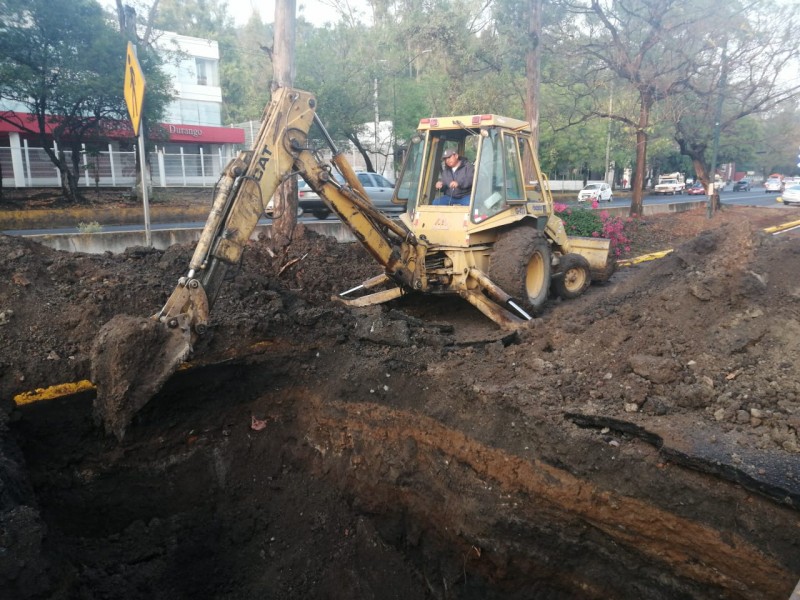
[1,205,800,599]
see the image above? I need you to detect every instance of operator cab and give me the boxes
[394,115,545,228]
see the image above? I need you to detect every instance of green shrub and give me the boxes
[555,206,603,236]
[77,221,103,233]
[553,203,633,257]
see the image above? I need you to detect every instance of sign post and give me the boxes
[124,42,151,246]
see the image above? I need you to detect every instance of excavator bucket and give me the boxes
[91,314,192,440]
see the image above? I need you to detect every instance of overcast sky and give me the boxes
[225,0,358,26]
[100,1,367,28]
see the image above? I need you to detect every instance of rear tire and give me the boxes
[552,254,591,299]
[312,208,331,219]
[489,225,551,312]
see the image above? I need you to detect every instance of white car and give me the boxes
[764,177,784,193]
[781,184,800,206]
[577,182,613,203]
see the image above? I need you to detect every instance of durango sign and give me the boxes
[168,125,203,137]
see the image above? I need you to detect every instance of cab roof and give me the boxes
[417,114,530,132]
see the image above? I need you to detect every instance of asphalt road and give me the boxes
[3,188,792,236]
[588,187,788,210]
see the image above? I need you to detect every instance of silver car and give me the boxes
[299,171,400,219]
[781,184,800,206]
[764,177,784,193]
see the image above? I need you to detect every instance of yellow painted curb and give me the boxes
[14,380,95,406]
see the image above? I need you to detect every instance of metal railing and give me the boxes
[0,146,238,189]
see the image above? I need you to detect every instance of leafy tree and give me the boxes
[0,0,171,203]
[747,106,800,178]
[553,0,723,215]
[220,14,275,123]
[151,0,234,35]
[668,0,800,208]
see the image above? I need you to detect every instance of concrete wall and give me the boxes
[25,221,361,255]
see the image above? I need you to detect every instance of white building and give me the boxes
[0,31,244,188]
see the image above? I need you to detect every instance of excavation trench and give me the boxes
[13,350,799,600]
[4,210,800,598]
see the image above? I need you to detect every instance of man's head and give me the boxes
[443,149,459,166]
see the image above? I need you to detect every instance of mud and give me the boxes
[91,314,192,440]
[1,208,800,599]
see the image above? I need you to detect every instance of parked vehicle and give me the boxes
[733,179,751,192]
[300,171,398,219]
[764,177,784,193]
[781,184,800,206]
[577,182,613,202]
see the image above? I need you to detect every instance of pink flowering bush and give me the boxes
[553,204,634,257]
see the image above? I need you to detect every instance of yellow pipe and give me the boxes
[620,218,800,267]
[14,380,95,406]
[617,249,674,267]
[763,219,800,234]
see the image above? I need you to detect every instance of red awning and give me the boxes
[0,111,244,144]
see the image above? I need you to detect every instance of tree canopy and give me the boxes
[0,0,172,202]
[3,0,800,207]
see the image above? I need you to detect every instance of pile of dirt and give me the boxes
[1,206,799,598]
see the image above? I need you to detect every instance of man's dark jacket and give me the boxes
[439,158,474,199]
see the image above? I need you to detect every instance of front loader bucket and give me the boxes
[565,236,617,282]
[91,314,192,440]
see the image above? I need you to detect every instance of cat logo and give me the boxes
[251,145,273,180]
[433,218,449,230]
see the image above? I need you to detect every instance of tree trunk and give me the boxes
[347,133,375,173]
[691,157,709,189]
[270,0,298,251]
[689,156,720,213]
[629,92,653,217]
[43,143,81,204]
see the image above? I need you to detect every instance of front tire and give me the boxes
[489,225,552,312]
[312,208,331,219]
[552,254,591,299]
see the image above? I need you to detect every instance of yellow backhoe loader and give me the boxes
[91,87,614,439]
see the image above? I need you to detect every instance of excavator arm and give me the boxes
[155,90,423,345]
[92,87,423,439]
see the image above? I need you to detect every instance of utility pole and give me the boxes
[374,76,380,174]
[271,0,298,248]
[707,39,728,218]
[604,90,613,187]
[523,0,542,183]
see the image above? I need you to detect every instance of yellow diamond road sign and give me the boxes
[124,42,146,136]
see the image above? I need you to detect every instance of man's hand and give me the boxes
[435,181,443,190]
[449,181,458,189]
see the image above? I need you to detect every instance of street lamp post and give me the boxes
[604,90,613,186]
[374,76,380,173]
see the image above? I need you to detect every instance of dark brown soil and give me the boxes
[1,204,799,599]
